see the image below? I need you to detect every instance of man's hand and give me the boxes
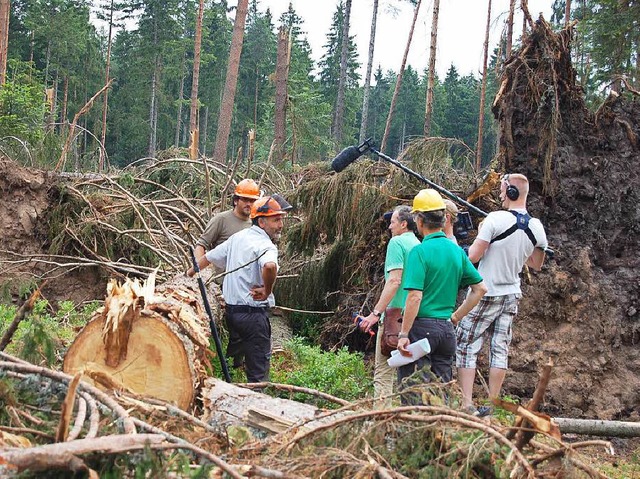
[358,313,379,333]
[186,267,195,277]
[397,337,413,357]
[250,286,270,301]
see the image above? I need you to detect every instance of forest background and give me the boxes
[1,0,638,172]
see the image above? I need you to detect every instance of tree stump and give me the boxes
[63,272,220,409]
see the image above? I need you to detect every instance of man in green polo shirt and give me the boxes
[396,189,487,388]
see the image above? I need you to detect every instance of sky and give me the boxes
[254,0,554,80]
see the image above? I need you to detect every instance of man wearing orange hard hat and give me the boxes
[194,178,262,263]
[188,194,290,382]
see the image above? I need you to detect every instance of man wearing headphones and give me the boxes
[456,173,547,415]
[188,196,288,382]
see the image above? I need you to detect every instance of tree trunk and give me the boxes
[554,418,640,438]
[99,0,114,172]
[359,0,379,143]
[476,0,492,172]
[0,0,10,86]
[175,51,186,147]
[274,27,290,164]
[332,0,352,146]
[212,0,249,164]
[506,0,516,58]
[189,0,205,159]
[61,76,69,133]
[381,0,422,153]
[423,0,440,137]
[148,59,159,158]
[63,273,219,410]
[564,0,571,25]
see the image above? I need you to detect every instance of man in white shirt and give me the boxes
[187,195,287,382]
[456,173,548,415]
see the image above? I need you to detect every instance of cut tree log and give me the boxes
[201,378,325,435]
[64,271,221,409]
[554,418,640,438]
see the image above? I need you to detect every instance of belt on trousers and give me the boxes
[226,304,269,314]
[415,317,450,321]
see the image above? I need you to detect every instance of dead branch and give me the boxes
[0,357,136,434]
[238,382,350,407]
[0,425,54,440]
[66,395,86,442]
[56,372,82,442]
[0,433,165,474]
[0,285,42,351]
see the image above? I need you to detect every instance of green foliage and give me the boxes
[270,337,372,406]
[96,446,213,479]
[0,60,47,146]
[0,299,99,366]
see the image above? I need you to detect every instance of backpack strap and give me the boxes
[490,211,537,247]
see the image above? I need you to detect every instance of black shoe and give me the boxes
[475,405,493,417]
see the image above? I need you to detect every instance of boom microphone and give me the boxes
[330,139,372,172]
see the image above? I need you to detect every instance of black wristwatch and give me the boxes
[372,310,382,318]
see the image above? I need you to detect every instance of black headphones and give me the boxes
[502,174,520,201]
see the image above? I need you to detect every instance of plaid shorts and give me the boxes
[455,294,520,369]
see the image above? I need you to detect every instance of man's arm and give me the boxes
[468,238,490,263]
[194,245,207,262]
[186,254,212,277]
[451,281,487,325]
[250,262,278,301]
[526,248,545,271]
[396,289,422,356]
[359,269,402,332]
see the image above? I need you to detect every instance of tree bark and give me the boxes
[99,0,114,172]
[359,0,379,143]
[148,56,159,158]
[554,418,640,438]
[0,0,10,86]
[564,0,571,25]
[175,51,186,147]
[274,27,290,164]
[381,0,422,153]
[423,0,440,137]
[506,0,516,58]
[332,0,352,146]
[476,0,492,172]
[212,0,249,164]
[189,0,205,159]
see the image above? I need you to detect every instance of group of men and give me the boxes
[187,172,548,414]
[187,179,290,383]
[359,173,547,414]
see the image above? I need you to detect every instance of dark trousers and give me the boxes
[225,305,271,383]
[398,318,456,389]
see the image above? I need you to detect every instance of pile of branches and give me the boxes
[2,155,293,284]
[0,352,613,478]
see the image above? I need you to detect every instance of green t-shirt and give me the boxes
[404,231,483,319]
[385,232,421,309]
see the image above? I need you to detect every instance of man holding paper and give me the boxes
[396,189,487,390]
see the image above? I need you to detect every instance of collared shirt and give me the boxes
[404,231,482,319]
[205,226,279,307]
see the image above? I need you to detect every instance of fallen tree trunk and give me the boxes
[554,418,640,438]
[64,272,221,409]
[202,378,322,434]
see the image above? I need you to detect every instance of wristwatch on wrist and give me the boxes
[398,332,409,339]
[372,310,382,318]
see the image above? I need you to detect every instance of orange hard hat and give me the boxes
[234,179,261,199]
[250,196,287,219]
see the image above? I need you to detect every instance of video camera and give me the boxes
[453,211,474,241]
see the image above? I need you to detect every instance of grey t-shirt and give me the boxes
[196,209,251,251]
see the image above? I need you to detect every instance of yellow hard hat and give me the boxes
[411,189,446,212]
